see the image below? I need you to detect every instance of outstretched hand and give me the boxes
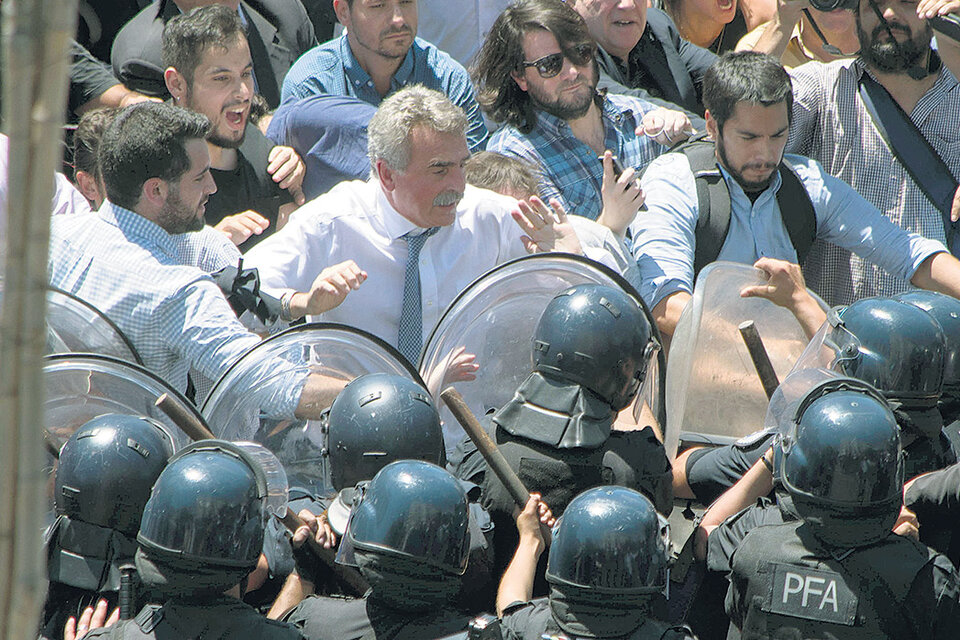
[597,150,645,238]
[637,108,695,146]
[513,196,582,255]
[214,210,270,245]
[741,257,826,339]
[293,260,367,317]
[64,599,119,640]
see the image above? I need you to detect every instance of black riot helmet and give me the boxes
[55,414,175,536]
[137,440,272,573]
[546,486,669,594]
[777,379,903,548]
[338,460,470,576]
[323,373,445,491]
[533,283,659,411]
[895,290,960,399]
[827,297,945,406]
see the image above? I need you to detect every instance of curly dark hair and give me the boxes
[472,0,598,134]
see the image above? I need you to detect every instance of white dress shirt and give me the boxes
[245,180,602,351]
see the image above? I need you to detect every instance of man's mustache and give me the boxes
[433,191,463,207]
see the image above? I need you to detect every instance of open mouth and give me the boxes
[224,107,246,129]
[717,0,735,10]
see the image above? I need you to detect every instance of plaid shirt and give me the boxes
[787,59,960,306]
[48,202,301,417]
[280,34,488,152]
[487,93,664,221]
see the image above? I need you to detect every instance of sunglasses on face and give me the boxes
[520,43,595,78]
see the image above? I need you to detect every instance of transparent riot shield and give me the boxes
[0,285,141,362]
[420,253,666,455]
[44,353,196,452]
[201,323,423,498]
[761,367,845,436]
[664,262,828,460]
[45,287,141,362]
[43,353,199,527]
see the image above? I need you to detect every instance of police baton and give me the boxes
[738,321,780,400]
[153,393,369,596]
[440,387,554,546]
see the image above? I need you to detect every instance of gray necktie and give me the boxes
[397,227,439,365]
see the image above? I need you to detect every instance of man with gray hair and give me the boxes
[245,85,600,367]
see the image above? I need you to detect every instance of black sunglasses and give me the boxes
[521,43,595,78]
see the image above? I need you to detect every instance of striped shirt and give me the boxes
[787,59,960,305]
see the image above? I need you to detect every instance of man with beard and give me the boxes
[48,101,359,417]
[111,0,316,109]
[244,85,615,368]
[280,0,488,153]
[476,0,694,236]
[162,5,306,249]
[786,0,960,305]
[632,51,960,340]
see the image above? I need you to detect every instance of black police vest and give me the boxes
[283,593,473,640]
[506,600,692,640]
[729,520,938,639]
[46,515,138,592]
[484,425,673,520]
[86,599,302,640]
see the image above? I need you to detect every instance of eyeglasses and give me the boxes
[520,43,595,78]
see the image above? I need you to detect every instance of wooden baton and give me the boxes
[440,386,553,544]
[738,321,780,400]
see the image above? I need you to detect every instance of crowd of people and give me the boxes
[9,0,960,637]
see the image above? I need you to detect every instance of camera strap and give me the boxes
[857,70,958,247]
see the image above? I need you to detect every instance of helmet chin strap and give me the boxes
[865,0,934,80]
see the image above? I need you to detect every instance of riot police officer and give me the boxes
[454,283,672,593]
[895,290,960,442]
[317,372,447,532]
[82,440,304,639]
[725,380,960,638]
[499,486,694,640]
[680,296,956,505]
[280,460,501,640]
[41,414,174,640]
[283,373,494,609]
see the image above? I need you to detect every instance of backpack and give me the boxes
[674,135,818,279]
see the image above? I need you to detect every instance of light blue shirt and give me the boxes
[280,34,488,151]
[48,202,303,417]
[631,152,947,309]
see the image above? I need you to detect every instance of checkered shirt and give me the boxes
[48,202,301,417]
[487,93,664,221]
[787,59,960,306]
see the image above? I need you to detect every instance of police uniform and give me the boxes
[282,593,477,640]
[455,420,672,595]
[683,425,955,506]
[501,598,694,640]
[726,520,960,639]
[905,460,960,568]
[83,598,304,639]
[464,421,673,520]
[40,516,140,640]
